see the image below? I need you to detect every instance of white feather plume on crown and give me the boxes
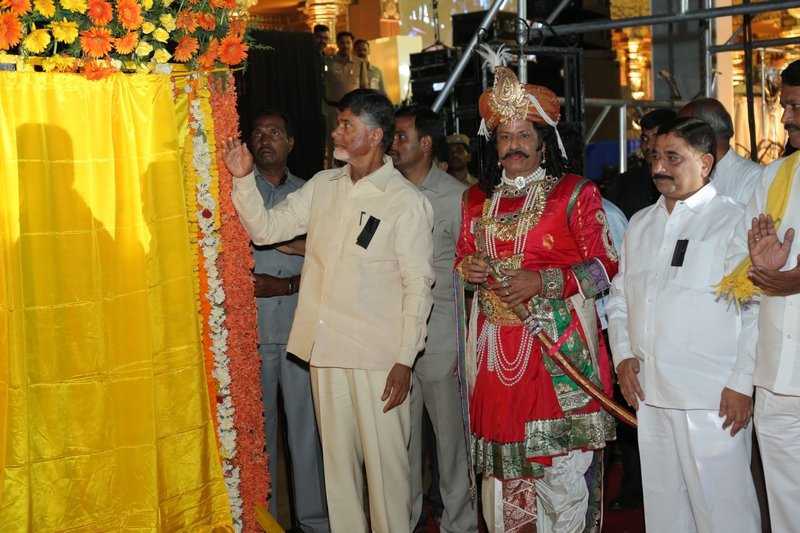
[476,43,513,72]
[476,44,515,138]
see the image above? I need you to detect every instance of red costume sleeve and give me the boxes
[539,176,620,300]
[454,186,485,273]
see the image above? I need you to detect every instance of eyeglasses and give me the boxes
[252,128,286,140]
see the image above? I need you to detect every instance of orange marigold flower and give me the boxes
[209,0,235,8]
[116,0,143,31]
[0,0,31,16]
[87,0,113,26]
[218,34,247,66]
[115,31,138,54]
[79,26,113,57]
[173,35,198,62]
[228,16,246,38]
[197,37,217,69]
[175,10,197,33]
[0,13,23,49]
[196,12,215,31]
[83,59,114,80]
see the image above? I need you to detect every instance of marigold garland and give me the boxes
[210,70,267,533]
[178,69,266,533]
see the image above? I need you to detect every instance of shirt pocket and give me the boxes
[351,216,396,264]
[671,239,721,291]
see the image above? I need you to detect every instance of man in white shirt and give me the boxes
[677,97,762,205]
[222,89,435,533]
[608,117,760,533]
[725,59,800,533]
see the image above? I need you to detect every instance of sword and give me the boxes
[489,264,637,428]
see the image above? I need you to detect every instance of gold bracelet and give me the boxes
[461,255,474,278]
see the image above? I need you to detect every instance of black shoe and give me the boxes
[608,494,642,511]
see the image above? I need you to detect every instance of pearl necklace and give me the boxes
[478,179,545,387]
[500,166,546,190]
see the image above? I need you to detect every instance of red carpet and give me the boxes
[602,459,645,533]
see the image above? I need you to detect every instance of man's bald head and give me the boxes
[677,98,734,142]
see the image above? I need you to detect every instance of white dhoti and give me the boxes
[481,449,593,533]
[638,402,760,533]
[754,387,800,533]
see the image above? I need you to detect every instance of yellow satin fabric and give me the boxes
[0,72,232,531]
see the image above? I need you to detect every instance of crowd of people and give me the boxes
[223,50,800,533]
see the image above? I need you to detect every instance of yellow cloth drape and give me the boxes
[0,72,232,531]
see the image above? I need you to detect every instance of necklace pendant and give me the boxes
[513,176,526,189]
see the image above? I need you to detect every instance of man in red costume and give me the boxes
[456,52,618,532]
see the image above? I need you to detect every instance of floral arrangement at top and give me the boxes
[0,0,249,78]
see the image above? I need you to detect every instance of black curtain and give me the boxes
[236,30,325,180]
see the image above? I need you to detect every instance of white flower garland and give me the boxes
[185,78,243,531]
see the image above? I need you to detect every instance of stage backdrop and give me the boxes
[0,72,233,531]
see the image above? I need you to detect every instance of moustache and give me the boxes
[653,173,674,181]
[502,150,529,160]
[786,124,799,132]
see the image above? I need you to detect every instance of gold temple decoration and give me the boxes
[610,0,652,101]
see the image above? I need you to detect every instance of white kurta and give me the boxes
[607,184,760,533]
[711,148,762,206]
[725,153,800,533]
[608,184,757,408]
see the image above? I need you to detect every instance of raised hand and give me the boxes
[221,136,254,178]
[749,214,794,270]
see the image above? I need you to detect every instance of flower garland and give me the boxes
[210,70,267,533]
[181,70,266,533]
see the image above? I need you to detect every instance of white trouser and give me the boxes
[310,366,412,533]
[638,402,760,533]
[481,449,593,533]
[754,387,800,533]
